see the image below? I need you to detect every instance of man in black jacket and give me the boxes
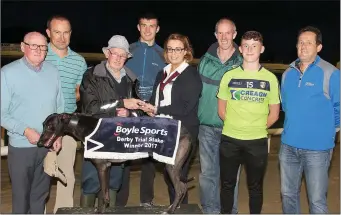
[79,35,145,207]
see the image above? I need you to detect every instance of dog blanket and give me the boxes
[84,116,181,165]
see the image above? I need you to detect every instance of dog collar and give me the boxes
[68,114,79,129]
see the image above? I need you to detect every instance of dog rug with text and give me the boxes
[84,116,181,165]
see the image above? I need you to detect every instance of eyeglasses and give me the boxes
[23,42,48,51]
[166,48,185,54]
[108,49,128,60]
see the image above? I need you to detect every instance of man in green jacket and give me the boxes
[197,18,243,214]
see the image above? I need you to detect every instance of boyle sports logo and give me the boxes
[230,90,267,103]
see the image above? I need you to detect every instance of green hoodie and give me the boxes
[197,42,243,127]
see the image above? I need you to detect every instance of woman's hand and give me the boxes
[139,103,155,112]
[139,103,156,117]
[146,112,155,117]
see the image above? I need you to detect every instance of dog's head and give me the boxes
[37,113,72,148]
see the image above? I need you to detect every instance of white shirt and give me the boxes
[155,61,189,108]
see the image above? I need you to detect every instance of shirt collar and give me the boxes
[240,65,263,72]
[164,61,189,76]
[105,62,126,83]
[291,55,321,69]
[138,39,156,48]
[22,57,43,72]
[47,43,73,58]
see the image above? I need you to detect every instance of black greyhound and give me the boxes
[37,112,192,214]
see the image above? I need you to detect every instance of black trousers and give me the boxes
[220,135,268,214]
[116,157,156,205]
[7,145,50,214]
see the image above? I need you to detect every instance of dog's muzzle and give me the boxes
[37,133,57,148]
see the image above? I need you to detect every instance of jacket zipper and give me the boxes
[295,63,314,87]
[298,71,303,87]
[142,48,147,86]
[291,65,304,87]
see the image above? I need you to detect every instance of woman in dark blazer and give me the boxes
[141,33,203,204]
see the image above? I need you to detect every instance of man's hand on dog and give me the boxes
[24,128,40,145]
[123,98,146,109]
[50,137,62,152]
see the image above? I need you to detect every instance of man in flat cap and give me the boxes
[78,35,145,207]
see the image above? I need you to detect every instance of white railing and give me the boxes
[1,140,8,156]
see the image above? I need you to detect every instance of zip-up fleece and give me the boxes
[125,41,166,101]
[281,55,340,150]
[197,42,243,127]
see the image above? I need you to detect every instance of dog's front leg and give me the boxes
[93,160,111,214]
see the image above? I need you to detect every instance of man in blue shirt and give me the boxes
[280,26,340,214]
[45,15,87,213]
[117,12,166,207]
[1,31,64,214]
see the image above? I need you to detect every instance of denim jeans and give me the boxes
[279,143,333,214]
[81,159,124,194]
[198,125,240,214]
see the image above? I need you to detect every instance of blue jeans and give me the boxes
[279,143,333,214]
[81,159,124,194]
[198,125,240,214]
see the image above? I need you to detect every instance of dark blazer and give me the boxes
[150,65,203,138]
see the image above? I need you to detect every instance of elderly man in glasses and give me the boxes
[1,31,64,214]
[78,35,146,207]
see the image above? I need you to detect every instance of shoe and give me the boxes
[140,202,155,207]
[80,193,96,207]
[109,189,117,207]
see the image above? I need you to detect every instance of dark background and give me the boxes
[1,0,340,64]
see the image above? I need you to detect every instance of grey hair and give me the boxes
[215,18,237,33]
[23,32,47,43]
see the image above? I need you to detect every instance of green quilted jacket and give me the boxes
[197,42,243,127]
